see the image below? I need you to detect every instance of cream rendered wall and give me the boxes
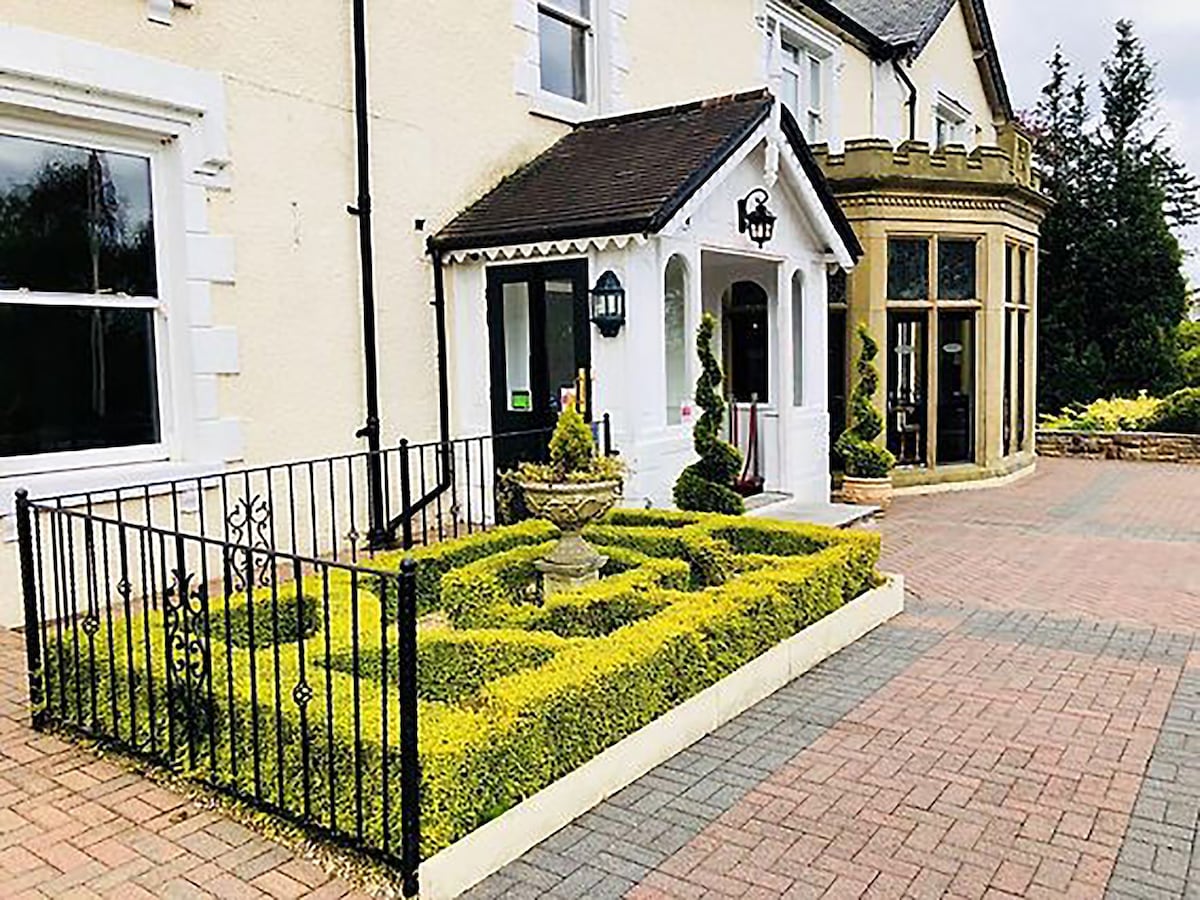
[620,0,763,110]
[836,46,876,143]
[905,2,999,146]
[0,0,774,469]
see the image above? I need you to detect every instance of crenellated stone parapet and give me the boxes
[811,132,1050,218]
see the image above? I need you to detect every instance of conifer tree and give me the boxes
[1032,22,1196,409]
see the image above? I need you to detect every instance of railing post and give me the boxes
[602,412,613,457]
[397,557,420,898]
[14,490,46,730]
[398,439,414,551]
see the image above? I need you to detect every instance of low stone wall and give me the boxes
[1037,430,1200,464]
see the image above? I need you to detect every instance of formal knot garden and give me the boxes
[33,503,882,877]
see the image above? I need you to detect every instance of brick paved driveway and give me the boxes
[0,656,372,896]
[1,457,1197,899]
[467,458,1200,899]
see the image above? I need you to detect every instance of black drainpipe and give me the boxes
[386,245,453,549]
[892,57,918,142]
[348,0,388,548]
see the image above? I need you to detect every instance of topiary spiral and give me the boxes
[674,313,745,514]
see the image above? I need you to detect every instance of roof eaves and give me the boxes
[645,95,774,233]
[964,0,1013,120]
[781,0,894,59]
[429,217,651,254]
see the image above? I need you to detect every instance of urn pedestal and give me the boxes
[518,480,622,594]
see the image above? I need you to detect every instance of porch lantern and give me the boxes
[738,188,777,248]
[590,270,626,338]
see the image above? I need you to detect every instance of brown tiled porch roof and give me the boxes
[429,89,861,259]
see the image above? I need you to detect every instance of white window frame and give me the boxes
[933,93,970,149]
[0,117,177,478]
[0,23,239,504]
[535,0,597,121]
[780,40,825,142]
[764,4,840,146]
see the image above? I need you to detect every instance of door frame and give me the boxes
[485,259,592,456]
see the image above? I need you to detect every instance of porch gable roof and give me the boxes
[429,89,861,260]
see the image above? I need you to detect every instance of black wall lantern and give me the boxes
[590,270,626,338]
[738,188,777,248]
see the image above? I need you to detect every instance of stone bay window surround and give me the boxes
[814,134,1050,487]
[773,0,1052,488]
[430,91,861,509]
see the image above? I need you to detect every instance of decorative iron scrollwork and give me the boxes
[224,494,272,592]
[81,614,100,636]
[164,563,211,736]
[293,681,314,707]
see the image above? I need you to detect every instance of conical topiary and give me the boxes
[674,313,745,514]
[835,323,896,478]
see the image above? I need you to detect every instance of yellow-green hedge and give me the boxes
[48,512,881,860]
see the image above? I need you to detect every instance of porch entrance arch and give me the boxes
[723,280,770,404]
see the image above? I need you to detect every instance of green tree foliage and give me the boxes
[1179,321,1200,387]
[674,313,745,514]
[1031,22,1196,411]
[834,324,895,478]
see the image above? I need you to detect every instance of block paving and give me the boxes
[468,458,1200,899]
[1,456,1198,898]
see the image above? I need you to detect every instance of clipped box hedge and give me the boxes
[46,509,881,861]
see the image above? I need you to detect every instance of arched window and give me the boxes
[664,256,689,425]
[792,270,805,407]
[726,281,769,404]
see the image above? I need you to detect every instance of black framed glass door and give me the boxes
[936,310,976,464]
[487,260,591,468]
[887,311,928,466]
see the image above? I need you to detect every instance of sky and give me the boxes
[987,0,1200,285]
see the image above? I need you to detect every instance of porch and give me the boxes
[431,90,861,510]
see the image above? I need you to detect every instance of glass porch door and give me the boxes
[887,311,928,466]
[936,310,976,464]
[486,261,591,469]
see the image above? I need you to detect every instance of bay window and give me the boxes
[0,130,166,471]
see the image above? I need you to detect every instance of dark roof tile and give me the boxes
[431,90,860,259]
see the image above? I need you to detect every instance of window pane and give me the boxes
[664,258,687,425]
[1019,247,1030,305]
[544,279,578,413]
[1005,244,1014,304]
[828,268,847,306]
[0,303,159,457]
[539,10,587,102]
[887,239,929,300]
[781,41,801,66]
[781,70,800,117]
[0,133,156,296]
[503,283,532,412]
[542,0,588,19]
[808,56,822,108]
[938,239,977,300]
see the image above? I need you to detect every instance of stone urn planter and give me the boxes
[840,474,893,510]
[519,479,622,594]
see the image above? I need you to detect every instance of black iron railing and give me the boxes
[13,418,616,897]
